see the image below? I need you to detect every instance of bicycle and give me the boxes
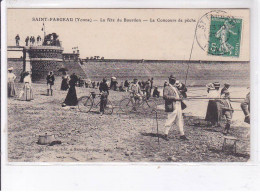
[119,92,157,114]
[78,92,113,114]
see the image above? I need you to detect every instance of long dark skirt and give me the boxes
[205,100,222,125]
[61,79,69,90]
[64,86,78,106]
[8,82,16,97]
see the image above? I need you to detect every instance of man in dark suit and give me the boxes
[163,75,188,141]
[99,78,109,115]
[15,34,20,46]
[46,71,55,96]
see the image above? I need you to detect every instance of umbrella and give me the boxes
[58,67,68,72]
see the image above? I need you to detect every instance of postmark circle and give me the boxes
[195,10,227,51]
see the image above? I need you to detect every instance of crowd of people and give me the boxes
[8,67,250,141]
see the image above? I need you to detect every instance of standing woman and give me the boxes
[60,71,69,91]
[8,67,16,97]
[63,73,78,106]
[20,72,34,101]
[205,82,221,126]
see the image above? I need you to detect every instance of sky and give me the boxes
[7,9,250,61]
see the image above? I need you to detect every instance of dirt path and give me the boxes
[8,82,250,162]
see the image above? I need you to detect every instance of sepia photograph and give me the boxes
[6,8,250,163]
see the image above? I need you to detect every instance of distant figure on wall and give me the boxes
[37,35,42,46]
[46,71,55,96]
[63,73,78,106]
[7,67,16,97]
[25,36,29,46]
[20,72,34,101]
[61,72,69,91]
[32,36,35,46]
[15,34,20,46]
[29,36,33,46]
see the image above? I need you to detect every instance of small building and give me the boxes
[62,50,80,61]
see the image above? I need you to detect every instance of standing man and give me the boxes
[37,35,42,46]
[241,92,250,124]
[99,78,109,115]
[15,34,20,46]
[145,80,151,99]
[163,75,188,141]
[32,36,35,46]
[150,77,154,89]
[129,78,143,109]
[124,80,129,92]
[25,36,29,46]
[46,71,55,96]
[29,36,33,46]
[221,91,234,134]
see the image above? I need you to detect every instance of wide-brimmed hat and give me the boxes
[206,83,215,90]
[213,82,220,88]
[133,78,138,81]
[168,75,176,80]
[224,83,230,87]
[8,67,13,71]
[175,80,181,86]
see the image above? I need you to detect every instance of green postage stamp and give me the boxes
[208,16,242,57]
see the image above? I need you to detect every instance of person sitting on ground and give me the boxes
[152,86,160,98]
[119,81,124,92]
[129,78,143,109]
[175,80,188,98]
[99,78,109,115]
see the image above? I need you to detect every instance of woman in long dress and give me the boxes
[63,74,78,106]
[8,67,16,97]
[60,72,69,91]
[205,82,221,126]
[20,72,34,101]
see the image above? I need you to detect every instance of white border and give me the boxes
[1,0,260,190]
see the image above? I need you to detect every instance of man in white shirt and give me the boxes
[129,78,143,108]
[163,75,188,141]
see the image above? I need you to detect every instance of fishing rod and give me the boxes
[185,97,245,100]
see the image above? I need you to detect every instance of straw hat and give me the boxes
[206,83,215,90]
[8,67,13,71]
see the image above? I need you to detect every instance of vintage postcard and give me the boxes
[6,8,250,162]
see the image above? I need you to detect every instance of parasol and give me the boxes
[58,67,69,72]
